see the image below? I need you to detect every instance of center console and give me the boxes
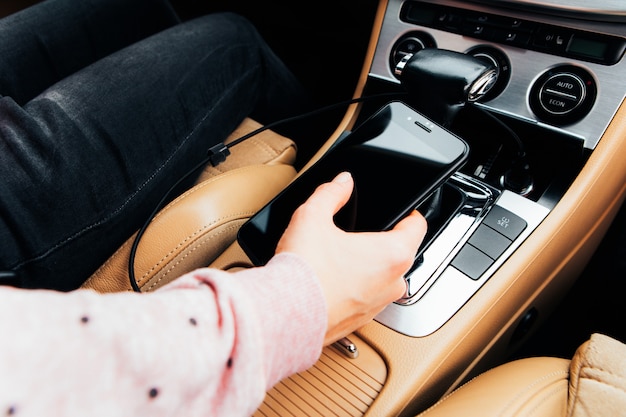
[362,0,626,338]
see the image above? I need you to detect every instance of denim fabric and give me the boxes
[0,0,309,290]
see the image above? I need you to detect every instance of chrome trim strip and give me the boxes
[464,0,626,23]
[399,174,499,301]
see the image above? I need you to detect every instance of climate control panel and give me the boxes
[369,0,626,149]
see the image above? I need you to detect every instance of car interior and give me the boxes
[3,0,625,415]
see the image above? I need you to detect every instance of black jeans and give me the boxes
[0,0,308,290]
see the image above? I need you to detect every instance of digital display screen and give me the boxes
[567,36,608,60]
[403,3,437,26]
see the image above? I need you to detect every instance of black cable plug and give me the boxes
[207,143,231,167]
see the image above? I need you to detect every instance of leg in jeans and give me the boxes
[0,0,180,104]
[0,4,309,290]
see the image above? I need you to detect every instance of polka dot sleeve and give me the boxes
[0,252,326,417]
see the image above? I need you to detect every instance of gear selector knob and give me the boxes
[395,48,498,127]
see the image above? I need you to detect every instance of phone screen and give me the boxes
[237,101,469,265]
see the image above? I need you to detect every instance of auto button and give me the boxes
[529,65,597,126]
[540,73,586,114]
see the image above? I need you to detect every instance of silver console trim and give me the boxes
[369,0,626,149]
[375,175,550,337]
[465,0,626,23]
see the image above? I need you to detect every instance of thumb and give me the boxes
[305,171,355,217]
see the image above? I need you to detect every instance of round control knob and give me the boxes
[539,73,585,114]
[529,65,597,125]
[390,32,436,77]
[466,45,511,101]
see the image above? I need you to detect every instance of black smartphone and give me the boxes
[237,101,470,265]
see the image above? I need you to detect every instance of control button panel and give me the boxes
[529,65,597,125]
[451,205,527,280]
[400,1,626,65]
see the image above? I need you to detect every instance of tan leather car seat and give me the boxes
[417,333,626,417]
[81,118,297,293]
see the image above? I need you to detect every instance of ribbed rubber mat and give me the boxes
[254,334,387,416]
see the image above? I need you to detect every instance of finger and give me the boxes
[392,275,410,301]
[304,171,355,216]
[390,210,428,242]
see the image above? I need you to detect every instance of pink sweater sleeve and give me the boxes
[0,252,327,417]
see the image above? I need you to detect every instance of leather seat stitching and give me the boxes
[152,165,272,219]
[497,370,569,417]
[143,222,243,291]
[507,383,567,417]
[418,368,569,416]
[137,211,256,283]
[578,366,626,394]
[248,137,284,159]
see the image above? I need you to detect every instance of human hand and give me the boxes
[276,172,427,345]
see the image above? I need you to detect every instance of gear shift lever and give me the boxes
[396,48,534,196]
[395,48,498,128]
